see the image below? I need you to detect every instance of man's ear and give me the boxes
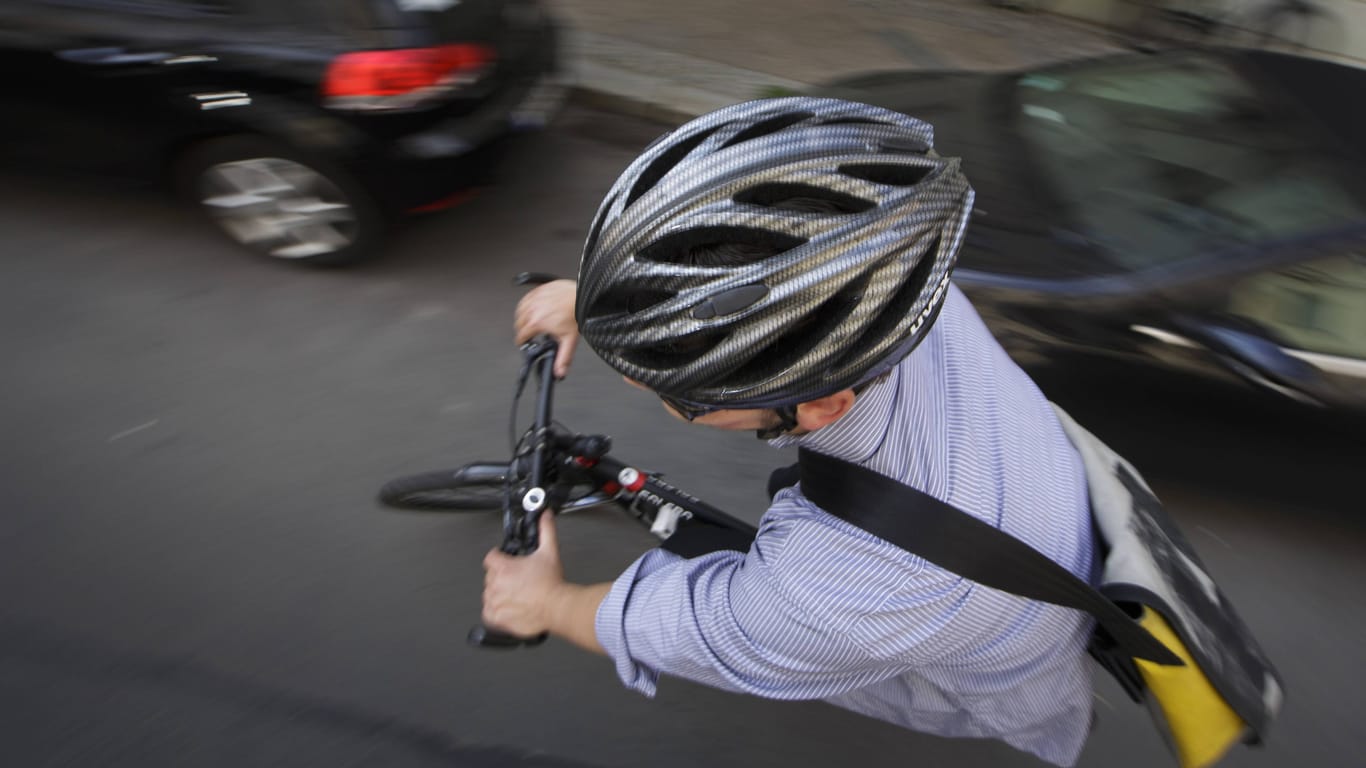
[794,389,857,432]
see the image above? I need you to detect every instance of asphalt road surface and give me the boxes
[2,105,1362,768]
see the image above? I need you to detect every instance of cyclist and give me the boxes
[482,97,1096,767]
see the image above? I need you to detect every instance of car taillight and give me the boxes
[323,44,495,110]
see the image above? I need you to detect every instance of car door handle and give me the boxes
[57,47,177,66]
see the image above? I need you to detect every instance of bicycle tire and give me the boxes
[378,465,507,510]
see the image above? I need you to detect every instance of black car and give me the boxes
[0,0,560,265]
[821,48,1366,411]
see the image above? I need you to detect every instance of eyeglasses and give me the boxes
[658,393,720,422]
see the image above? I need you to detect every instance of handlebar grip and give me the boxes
[514,272,562,286]
[467,624,549,649]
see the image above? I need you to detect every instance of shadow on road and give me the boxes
[0,620,601,768]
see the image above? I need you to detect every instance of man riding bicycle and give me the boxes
[481,97,1097,767]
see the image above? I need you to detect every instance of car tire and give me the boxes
[177,136,385,267]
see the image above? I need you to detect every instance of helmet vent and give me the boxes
[620,330,725,370]
[638,226,806,266]
[626,128,720,207]
[820,117,883,126]
[720,112,813,148]
[879,135,931,154]
[734,183,874,214]
[583,192,618,259]
[839,162,933,187]
[584,286,674,319]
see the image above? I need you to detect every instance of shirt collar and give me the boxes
[768,363,901,463]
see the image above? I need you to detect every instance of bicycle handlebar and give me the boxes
[466,275,754,648]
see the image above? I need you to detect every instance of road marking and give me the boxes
[1133,324,1366,380]
[873,29,953,69]
[108,419,159,443]
[1286,349,1366,379]
[1130,325,1198,348]
[1195,525,1232,550]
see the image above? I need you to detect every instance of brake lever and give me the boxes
[468,624,548,648]
[520,335,558,360]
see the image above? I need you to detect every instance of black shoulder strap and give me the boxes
[798,448,1181,666]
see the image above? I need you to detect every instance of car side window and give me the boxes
[25,0,245,46]
[1017,54,1366,272]
[38,0,232,16]
[1226,253,1366,361]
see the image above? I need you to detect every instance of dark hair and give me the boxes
[684,197,848,267]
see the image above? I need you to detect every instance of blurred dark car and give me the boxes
[0,0,560,265]
[820,49,1366,411]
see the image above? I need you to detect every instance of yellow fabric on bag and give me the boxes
[1135,609,1247,768]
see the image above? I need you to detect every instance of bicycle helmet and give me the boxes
[576,96,974,411]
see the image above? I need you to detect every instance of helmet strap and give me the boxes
[755,405,800,440]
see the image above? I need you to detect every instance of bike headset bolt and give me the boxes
[522,487,546,512]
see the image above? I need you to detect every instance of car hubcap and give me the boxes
[200,157,358,259]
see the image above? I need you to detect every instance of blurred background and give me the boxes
[1,1,1363,767]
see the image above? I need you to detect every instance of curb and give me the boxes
[562,29,810,126]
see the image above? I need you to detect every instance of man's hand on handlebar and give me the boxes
[482,512,567,637]
[514,279,579,379]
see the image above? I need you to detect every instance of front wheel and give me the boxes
[378,463,508,510]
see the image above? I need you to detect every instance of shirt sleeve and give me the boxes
[593,510,922,700]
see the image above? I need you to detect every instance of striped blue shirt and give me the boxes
[594,285,1096,766]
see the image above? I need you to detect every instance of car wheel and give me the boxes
[178,137,384,266]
